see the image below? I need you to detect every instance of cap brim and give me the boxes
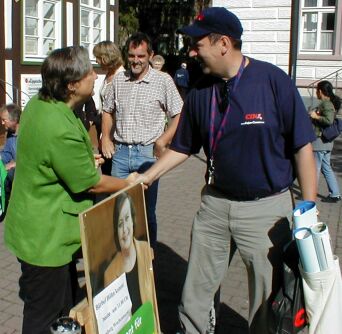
[177,24,210,37]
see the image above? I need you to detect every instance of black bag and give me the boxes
[270,241,307,334]
[321,118,342,143]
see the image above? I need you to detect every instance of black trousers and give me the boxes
[18,259,78,334]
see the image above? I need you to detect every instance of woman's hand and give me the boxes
[310,110,320,120]
[127,172,149,189]
[94,154,105,169]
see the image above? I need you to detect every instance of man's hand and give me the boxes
[127,172,150,189]
[153,138,167,159]
[101,137,115,159]
[5,160,16,170]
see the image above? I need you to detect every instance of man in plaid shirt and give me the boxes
[102,32,183,247]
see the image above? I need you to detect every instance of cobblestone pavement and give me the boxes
[1,140,342,333]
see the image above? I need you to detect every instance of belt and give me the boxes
[210,186,290,202]
[115,142,153,147]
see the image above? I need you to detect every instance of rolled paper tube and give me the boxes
[310,222,334,271]
[293,201,317,229]
[294,227,320,273]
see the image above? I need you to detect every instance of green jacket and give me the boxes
[0,161,7,216]
[4,95,100,266]
[312,100,336,137]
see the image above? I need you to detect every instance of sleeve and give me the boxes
[164,74,183,118]
[170,91,202,155]
[0,137,16,164]
[102,80,115,114]
[274,71,316,150]
[48,122,100,194]
[316,101,335,126]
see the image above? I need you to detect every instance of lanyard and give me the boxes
[208,56,246,184]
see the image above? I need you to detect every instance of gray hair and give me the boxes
[39,46,92,102]
[0,103,22,123]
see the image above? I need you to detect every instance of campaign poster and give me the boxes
[79,184,160,334]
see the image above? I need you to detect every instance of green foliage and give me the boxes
[119,0,211,55]
[119,6,140,48]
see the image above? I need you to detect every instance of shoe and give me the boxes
[321,196,342,203]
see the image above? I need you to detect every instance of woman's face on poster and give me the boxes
[118,199,134,251]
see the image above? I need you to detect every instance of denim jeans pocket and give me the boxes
[139,144,155,160]
[114,143,123,152]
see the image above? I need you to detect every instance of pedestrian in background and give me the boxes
[310,80,341,203]
[174,62,189,100]
[151,54,165,71]
[0,103,21,172]
[134,7,316,333]
[0,103,21,217]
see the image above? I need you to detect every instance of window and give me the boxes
[80,0,107,60]
[300,0,338,54]
[23,0,62,62]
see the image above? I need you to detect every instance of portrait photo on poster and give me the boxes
[79,183,159,334]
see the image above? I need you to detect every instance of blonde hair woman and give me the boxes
[93,41,125,113]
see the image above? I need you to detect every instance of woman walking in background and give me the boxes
[310,80,341,203]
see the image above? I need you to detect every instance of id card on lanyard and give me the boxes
[208,56,246,185]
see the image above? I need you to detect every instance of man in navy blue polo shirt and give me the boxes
[134,7,317,334]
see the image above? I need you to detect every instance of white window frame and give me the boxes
[299,0,337,54]
[22,0,62,63]
[80,0,107,61]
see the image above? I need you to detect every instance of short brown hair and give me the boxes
[126,32,153,55]
[0,103,22,123]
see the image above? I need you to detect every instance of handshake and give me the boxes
[126,172,152,188]
[93,153,154,190]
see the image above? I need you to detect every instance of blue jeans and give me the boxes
[314,150,340,197]
[111,143,159,247]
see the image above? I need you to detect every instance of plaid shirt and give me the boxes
[102,67,183,145]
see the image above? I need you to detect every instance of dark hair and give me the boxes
[126,32,153,55]
[113,192,136,251]
[0,103,21,123]
[317,80,341,111]
[39,46,92,102]
[208,33,242,50]
[93,41,123,69]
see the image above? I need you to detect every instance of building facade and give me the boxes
[0,0,119,107]
[213,0,342,104]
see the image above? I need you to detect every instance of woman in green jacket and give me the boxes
[4,46,133,334]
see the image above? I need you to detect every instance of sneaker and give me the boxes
[321,195,342,203]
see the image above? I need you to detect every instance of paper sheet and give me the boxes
[293,201,317,229]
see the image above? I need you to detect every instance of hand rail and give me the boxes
[0,78,31,104]
[307,68,342,107]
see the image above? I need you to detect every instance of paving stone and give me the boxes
[2,316,22,331]
[1,139,342,334]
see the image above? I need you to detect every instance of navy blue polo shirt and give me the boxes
[170,58,315,200]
